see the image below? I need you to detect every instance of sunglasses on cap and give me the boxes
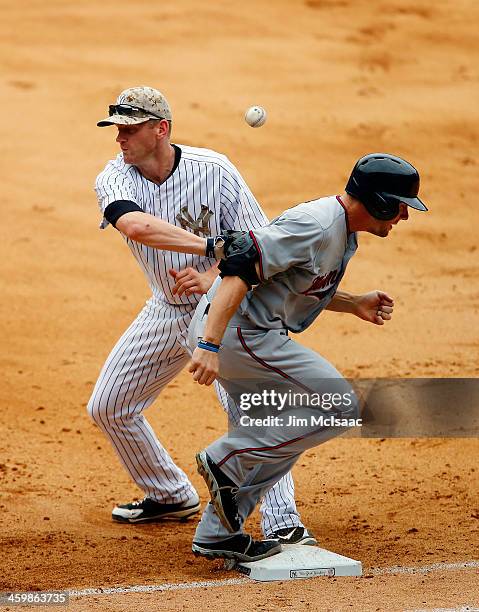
[108,104,165,120]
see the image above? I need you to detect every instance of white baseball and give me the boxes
[245,106,267,128]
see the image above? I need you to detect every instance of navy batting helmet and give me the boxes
[345,153,428,221]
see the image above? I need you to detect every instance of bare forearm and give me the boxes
[116,212,206,255]
[325,290,358,314]
[202,276,249,344]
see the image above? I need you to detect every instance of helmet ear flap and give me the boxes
[347,187,400,221]
[369,193,400,221]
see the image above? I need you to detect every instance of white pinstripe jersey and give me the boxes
[95,145,268,306]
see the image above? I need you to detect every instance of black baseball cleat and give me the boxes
[196,450,241,533]
[112,495,201,523]
[270,526,318,546]
[192,534,282,562]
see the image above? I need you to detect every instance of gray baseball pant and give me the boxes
[187,296,358,544]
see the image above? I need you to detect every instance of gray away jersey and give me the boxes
[95,145,268,306]
[232,195,358,333]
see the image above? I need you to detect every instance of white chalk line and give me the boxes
[369,560,479,575]
[68,577,249,597]
[68,560,479,599]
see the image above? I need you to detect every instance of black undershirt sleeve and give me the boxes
[104,200,144,227]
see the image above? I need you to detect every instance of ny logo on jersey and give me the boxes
[176,205,213,236]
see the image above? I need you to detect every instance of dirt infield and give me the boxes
[1,0,478,609]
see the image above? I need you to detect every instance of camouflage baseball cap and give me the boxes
[97,86,172,127]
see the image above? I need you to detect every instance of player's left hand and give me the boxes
[188,347,219,385]
[169,267,217,296]
[354,291,394,326]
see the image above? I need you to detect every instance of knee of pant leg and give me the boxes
[337,384,360,418]
[87,384,136,430]
[86,392,101,424]
[351,393,361,419]
[86,388,115,427]
[309,378,359,418]
[317,380,359,419]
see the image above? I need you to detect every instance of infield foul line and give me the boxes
[68,560,479,598]
[369,560,479,576]
[69,578,249,597]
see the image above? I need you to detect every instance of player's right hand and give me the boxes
[169,267,216,296]
[188,347,219,386]
[354,290,394,326]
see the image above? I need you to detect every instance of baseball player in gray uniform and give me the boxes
[88,86,315,545]
[186,153,428,562]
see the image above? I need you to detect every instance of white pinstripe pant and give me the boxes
[87,297,302,536]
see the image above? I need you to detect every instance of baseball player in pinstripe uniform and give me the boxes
[186,153,428,562]
[87,86,315,545]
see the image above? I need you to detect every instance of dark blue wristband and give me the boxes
[205,235,226,259]
[198,339,220,353]
[205,237,215,258]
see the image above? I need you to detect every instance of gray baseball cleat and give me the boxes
[195,450,241,533]
[192,534,282,562]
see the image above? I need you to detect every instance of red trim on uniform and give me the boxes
[217,425,326,467]
[236,327,315,393]
[248,230,265,282]
[336,195,352,235]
